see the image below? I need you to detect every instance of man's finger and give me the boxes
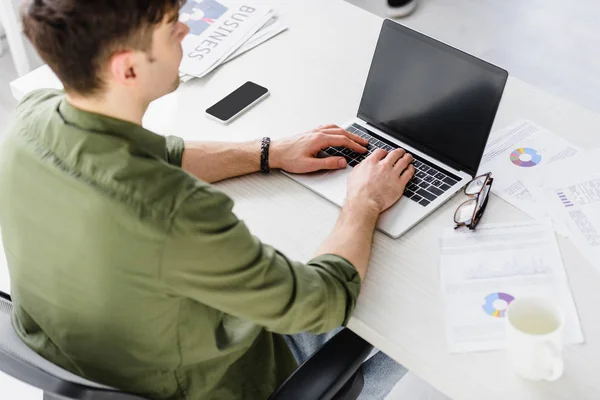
[314,124,339,132]
[393,153,413,173]
[383,148,407,167]
[320,128,369,146]
[399,164,416,186]
[309,156,347,171]
[366,148,388,162]
[321,135,367,154]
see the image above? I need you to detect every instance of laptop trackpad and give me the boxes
[304,168,349,207]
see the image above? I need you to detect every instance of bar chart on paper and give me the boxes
[535,148,600,274]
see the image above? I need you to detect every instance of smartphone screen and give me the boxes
[206,81,269,123]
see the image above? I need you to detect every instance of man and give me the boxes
[0,1,414,399]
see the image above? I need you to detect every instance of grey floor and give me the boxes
[348,0,600,117]
[1,0,600,398]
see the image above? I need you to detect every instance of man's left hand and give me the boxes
[269,125,369,174]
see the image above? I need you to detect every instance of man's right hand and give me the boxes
[316,148,415,280]
[345,148,415,214]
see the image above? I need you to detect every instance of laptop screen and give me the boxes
[357,20,508,177]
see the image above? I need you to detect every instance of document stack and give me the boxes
[177,0,287,83]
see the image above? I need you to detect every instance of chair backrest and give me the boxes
[0,292,147,400]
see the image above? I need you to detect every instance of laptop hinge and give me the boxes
[363,121,473,177]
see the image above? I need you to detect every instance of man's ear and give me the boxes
[109,51,138,87]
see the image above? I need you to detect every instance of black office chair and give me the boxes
[0,291,373,400]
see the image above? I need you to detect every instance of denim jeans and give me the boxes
[285,328,408,400]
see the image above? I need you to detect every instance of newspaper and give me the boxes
[179,14,287,83]
[225,16,287,63]
[178,1,285,80]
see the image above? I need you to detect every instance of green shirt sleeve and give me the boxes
[165,135,185,167]
[161,184,361,334]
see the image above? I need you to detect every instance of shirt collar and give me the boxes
[57,98,167,161]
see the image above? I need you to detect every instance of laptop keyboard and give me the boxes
[323,124,459,207]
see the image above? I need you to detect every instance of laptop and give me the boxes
[284,19,508,238]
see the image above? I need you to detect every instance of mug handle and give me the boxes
[543,341,564,381]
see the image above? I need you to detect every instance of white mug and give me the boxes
[506,297,565,381]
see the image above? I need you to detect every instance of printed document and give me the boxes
[178,1,274,78]
[532,148,600,273]
[440,220,584,353]
[179,14,287,83]
[479,120,581,221]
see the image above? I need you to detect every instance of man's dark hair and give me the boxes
[22,0,185,96]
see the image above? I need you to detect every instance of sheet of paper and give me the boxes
[531,148,600,273]
[179,15,287,83]
[440,220,584,353]
[479,120,582,222]
[222,17,287,64]
[179,1,274,78]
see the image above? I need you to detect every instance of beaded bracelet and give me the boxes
[260,137,271,174]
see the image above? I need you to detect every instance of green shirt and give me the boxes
[0,90,361,399]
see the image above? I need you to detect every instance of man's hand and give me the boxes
[269,125,369,174]
[316,148,415,281]
[346,148,415,214]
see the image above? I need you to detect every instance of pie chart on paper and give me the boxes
[482,292,515,318]
[510,148,542,168]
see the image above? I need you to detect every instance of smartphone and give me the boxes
[206,81,269,124]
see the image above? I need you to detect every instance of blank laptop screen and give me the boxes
[358,20,508,176]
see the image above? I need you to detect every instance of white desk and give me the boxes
[7,0,600,399]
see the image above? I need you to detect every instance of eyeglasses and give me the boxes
[454,172,493,230]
